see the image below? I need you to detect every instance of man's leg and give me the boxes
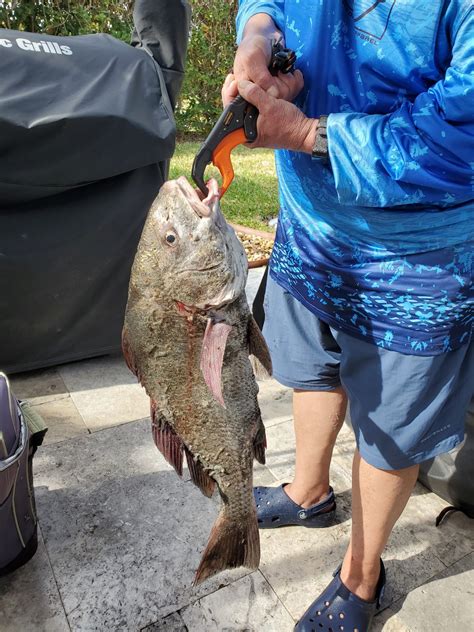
[284,388,347,508]
[260,275,348,513]
[341,450,419,600]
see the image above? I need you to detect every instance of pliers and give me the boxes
[192,40,296,197]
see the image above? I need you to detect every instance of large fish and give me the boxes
[122,177,272,584]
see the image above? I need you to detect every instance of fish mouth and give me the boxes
[177,261,223,275]
[173,176,219,219]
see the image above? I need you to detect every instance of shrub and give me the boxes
[175,0,238,137]
[0,1,133,41]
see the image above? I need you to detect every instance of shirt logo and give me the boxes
[343,0,396,40]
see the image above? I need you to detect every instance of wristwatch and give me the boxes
[312,115,329,160]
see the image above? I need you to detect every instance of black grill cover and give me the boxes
[419,397,474,518]
[0,1,190,372]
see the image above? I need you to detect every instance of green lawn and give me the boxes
[169,142,279,231]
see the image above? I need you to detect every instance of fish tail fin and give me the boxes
[193,507,260,585]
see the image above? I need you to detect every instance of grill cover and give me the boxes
[419,397,474,518]
[0,1,190,372]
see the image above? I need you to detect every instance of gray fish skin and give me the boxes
[123,177,271,584]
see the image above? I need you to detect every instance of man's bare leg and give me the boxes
[281,390,418,602]
[341,450,419,600]
[284,387,347,508]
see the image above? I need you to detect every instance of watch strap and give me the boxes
[312,115,329,160]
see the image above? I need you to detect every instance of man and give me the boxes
[223,1,473,630]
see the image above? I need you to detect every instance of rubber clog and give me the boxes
[254,484,336,529]
[294,560,386,632]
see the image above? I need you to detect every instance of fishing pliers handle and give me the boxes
[191,41,296,197]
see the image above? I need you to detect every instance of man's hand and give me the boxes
[222,67,304,107]
[238,80,318,154]
[222,14,304,106]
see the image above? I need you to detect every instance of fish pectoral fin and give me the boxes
[248,316,272,378]
[200,318,233,408]
[184,448,216,498]
[194,506,260,585]
[253,418,267,465]
[151,401,184,477]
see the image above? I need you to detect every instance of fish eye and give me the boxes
[165,230,178,246]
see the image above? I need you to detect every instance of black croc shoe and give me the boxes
[254,485,336,529]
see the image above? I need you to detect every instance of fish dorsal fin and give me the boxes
[248,316,272,378]
[200,318,233,408]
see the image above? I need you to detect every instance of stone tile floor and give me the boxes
[0,270,473,631]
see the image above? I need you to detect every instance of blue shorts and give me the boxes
[263,274,474,470]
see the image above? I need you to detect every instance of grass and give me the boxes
[169,142,279,231]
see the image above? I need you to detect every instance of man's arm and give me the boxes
[235,1,285,43]
[238,7,474,208]
[223,2,303,106]
[327,7,474,208]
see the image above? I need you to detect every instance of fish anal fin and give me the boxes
[253,418,267,465]
[200,319,233,408]
[248,316,272,378]
[151,401,183,477]
[194,507,260,585]
[184,448,216,498]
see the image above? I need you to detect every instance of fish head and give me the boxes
[137,177,248,310]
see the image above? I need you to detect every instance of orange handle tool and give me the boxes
[211,128,247,197]
[191,41,296,197]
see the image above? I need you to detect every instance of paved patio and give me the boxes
[1,270,473,631]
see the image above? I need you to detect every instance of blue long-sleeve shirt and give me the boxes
[237,0,473,355]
